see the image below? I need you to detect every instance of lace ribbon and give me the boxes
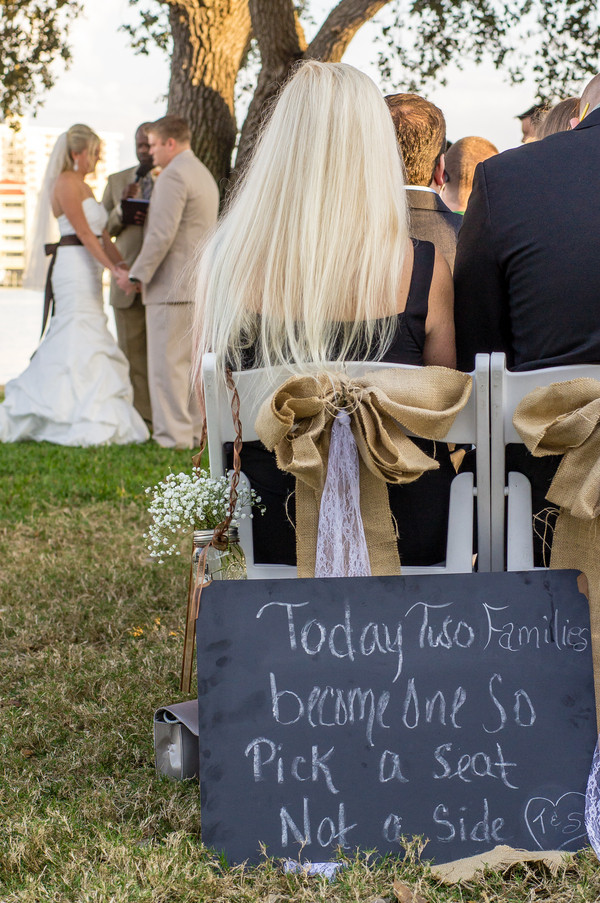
[585,736,600,859]
[315,410,371,578]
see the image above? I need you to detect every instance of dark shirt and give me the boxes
[454,108,600,372]
[407,188,462,273]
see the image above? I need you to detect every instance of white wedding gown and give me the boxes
[0,198,149,446]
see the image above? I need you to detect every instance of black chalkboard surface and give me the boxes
[197,570,596,865]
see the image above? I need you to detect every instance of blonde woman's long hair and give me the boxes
[193,61,410,377]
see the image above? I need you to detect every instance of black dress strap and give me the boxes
[382,239,435,366]
[406,238,435,317]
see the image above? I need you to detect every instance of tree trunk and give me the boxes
[234,0,306,175]
[167,0,252,189]
[233,0,392,175]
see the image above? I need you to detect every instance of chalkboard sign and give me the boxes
[197,570,596,865]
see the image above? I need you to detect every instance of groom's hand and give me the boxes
[114,266,136,295]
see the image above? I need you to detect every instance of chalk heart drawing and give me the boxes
[524,792,587,851]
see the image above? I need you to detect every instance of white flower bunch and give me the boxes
[144,468,264,563]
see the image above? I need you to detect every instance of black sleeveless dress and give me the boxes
[225,240,455,566]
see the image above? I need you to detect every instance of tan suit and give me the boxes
[102,167,152,426]
[129,149,219,448]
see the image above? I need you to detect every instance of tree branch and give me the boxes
[307,0,391,62]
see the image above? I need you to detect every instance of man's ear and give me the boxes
[431,153,446,190]
[570,117,580,130]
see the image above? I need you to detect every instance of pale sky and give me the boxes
[31,0,556,167]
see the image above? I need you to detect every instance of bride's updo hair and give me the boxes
[61,124,101,173]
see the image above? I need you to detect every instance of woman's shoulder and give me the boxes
[54,171,83,196]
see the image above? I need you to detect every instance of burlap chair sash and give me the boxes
[513,377,600,726]
[255,367,472,577]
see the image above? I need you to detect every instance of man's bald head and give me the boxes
[579,75,600,118]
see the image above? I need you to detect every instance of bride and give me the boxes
[0,124,149,445]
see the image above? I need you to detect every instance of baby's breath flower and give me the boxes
[144,467,265,562]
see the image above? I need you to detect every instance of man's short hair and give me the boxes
[384,93,446,186]
[149,115,191,144]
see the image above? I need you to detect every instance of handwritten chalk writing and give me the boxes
[482,674,537,733]
[484,673,507,733]
[383,813,403,842]
[270,672,305,725]
[406,602,476,650]
[524,792,587,850]
[270,674,389,746]
[359,622,404,682]
[401,680,468,730]
[514,689,536,726]
[433,742,518,788]
[280,799,357,849]
[256,601,310,650]
[281,797,311,846]
[257,601,404,680]
[379,750,409,783]
[452,687,467,728]
[483,604,589,653]
[245,739,340,793]
[433,799,506,843]
[245,737,279,781]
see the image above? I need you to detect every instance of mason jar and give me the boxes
[192,527,247,581]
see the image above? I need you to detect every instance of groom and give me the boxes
[116,115,219,449]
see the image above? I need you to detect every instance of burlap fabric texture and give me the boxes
[513,378,600,726]
[254,367,472,577]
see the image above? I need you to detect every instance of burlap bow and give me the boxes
[513,378,600,726]
[255,367,472,577]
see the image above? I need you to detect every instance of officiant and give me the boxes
[102,122,154,429]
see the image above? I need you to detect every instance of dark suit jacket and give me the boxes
[454,108,600,372]
[407,188,462,272]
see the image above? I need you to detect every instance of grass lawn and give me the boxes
[1,441,599,901]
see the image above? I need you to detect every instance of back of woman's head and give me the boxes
[62,124,101,172]
[537,98,580,139]
[194,61,409,375]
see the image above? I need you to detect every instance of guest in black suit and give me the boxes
[385,93,463,271]
[454,74,600,564]
[454,76,600,373]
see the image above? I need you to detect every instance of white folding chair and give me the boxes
[203,353,491,578]
[490,352,600,571]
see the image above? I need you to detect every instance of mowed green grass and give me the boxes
[1,440,600,901]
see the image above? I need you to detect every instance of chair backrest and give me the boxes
[202,353,491,572]
[490,351,600,570]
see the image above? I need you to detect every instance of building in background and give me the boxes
[0,179,26,286]
[0,121,121,286]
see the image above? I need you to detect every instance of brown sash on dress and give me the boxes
[41,235,85,337]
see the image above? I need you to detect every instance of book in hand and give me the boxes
[121,198,150,226]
